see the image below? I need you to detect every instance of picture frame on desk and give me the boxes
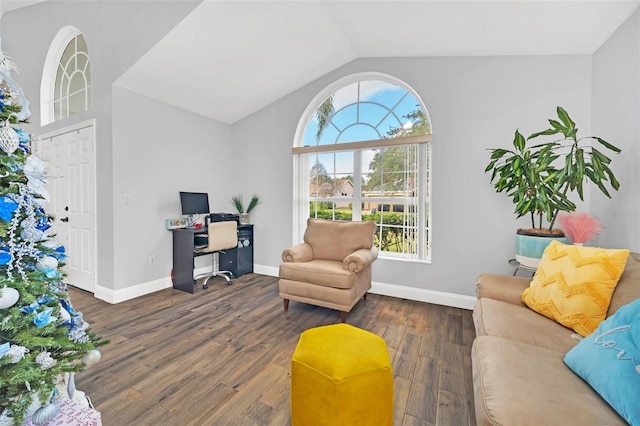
[166,217,189,229]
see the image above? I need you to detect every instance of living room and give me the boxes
[1,0,640,424]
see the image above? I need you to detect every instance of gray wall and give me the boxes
[591,9,640,252]
[5,1,635,302]
[233,56,592,297]
[112,86,231,290]
[1,1,201,291]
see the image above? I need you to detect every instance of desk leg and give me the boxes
[172,231,196,293]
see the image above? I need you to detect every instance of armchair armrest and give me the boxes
[344,247,378,273]
[282,243,314,263]
[476,273,532,306]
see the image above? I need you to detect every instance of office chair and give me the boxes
[194,221,238,289]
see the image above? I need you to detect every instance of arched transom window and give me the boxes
[294,74,432,261]
[41,28,91,125]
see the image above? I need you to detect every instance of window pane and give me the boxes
[301,78,430,260]
[60,42,74,70]
[51,32,91,122]
[68,91,84,116]
[69,72,84,95]
[338,124,380,144]
[76,34,88,53]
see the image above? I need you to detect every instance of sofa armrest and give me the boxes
[476,273,532,306]
[343,247,379,273]
[282,243,314,263]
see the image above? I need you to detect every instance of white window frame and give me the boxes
[40,26,91,126]
[292,72,433,261]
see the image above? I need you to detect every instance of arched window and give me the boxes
[40,27,91,125]
[294,73,432,261]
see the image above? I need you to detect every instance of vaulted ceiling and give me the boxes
[9,1,640,124]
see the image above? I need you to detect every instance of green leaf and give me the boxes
[596,137,622,153]
[528,129,560,139]
[485,160,497,173]
[549,119,565,131]
[605,168,621,190]
[513,130,526,152]
[595,180,612,198]
[591,147,611,165]
[556,106,575,129]
[490,148,508,159]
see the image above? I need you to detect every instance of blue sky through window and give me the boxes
[303,80,427,175]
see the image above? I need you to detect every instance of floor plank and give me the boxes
[71,274,476,425]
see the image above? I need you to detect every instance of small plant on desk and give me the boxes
[231,194,261,213]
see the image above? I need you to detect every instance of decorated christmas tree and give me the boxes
[0,52,105,424]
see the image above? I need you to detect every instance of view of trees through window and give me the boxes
[300,78,432,259]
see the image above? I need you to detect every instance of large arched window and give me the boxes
[40,27,91,125]
[294,73,432,261]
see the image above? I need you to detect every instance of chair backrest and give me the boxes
[206,221,238,252]
[303,218,376,261]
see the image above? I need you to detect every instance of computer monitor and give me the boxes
[179,192,210,216]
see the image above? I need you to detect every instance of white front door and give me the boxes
[34,121,97,292]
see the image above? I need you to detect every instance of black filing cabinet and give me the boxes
[219,224,253,277]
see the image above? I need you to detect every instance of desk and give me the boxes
[171,224,254,293]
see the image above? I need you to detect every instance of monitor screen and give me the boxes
[179,192,210,216]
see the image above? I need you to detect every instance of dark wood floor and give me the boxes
[71,273,476,426]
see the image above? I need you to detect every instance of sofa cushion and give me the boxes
[279,259,354,289]
[564,297,640,425]
[472,336,626,426]
[304,218,375,262]
[522,240,629,336]
[473,298,578,353]
[607,253,640,317]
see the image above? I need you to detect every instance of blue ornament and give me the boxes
[0,249,10,265]
[21,301,39,313]
[35,215,52,232]
[15,129,29,152]
[0,342,9,357]
[0,196,18,222]
[34,307,55,328]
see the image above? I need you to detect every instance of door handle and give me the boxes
[60,217,69,222]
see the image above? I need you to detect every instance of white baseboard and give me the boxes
[254,264,279,276]
[370,281,476,310]
[94,276,173,304]
[93,264,477,310]
[257,264,476,310]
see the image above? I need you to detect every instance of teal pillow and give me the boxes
[564,298,640,425]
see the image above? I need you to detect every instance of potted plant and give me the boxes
[485,106,621,267]
[231,194,261,224]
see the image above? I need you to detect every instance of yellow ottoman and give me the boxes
[291,323,393,426]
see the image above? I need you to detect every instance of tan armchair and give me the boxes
[279,218,378,322]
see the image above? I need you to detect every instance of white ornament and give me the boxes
[81,349,101,367]
[31,403,57,425]
[35,351,56,370]
[0,286,19,309]
[0,124,18,154]
[36,256,58,271]
[58,303,70,323]
[5,345,28,363]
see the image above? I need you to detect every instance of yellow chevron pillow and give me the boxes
[521,240,629,336]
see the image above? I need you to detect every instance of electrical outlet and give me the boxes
[148,256,155,266]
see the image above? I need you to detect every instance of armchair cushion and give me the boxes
[304,218,376,262]
[282,243,314,263]
[280,260,355,289]
[344,247,378,273]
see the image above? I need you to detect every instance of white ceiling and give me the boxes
[34,1,640,124]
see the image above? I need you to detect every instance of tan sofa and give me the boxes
[472,253,640,425]
[279,218,378,322]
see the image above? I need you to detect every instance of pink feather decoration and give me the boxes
[558,212,602,244]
